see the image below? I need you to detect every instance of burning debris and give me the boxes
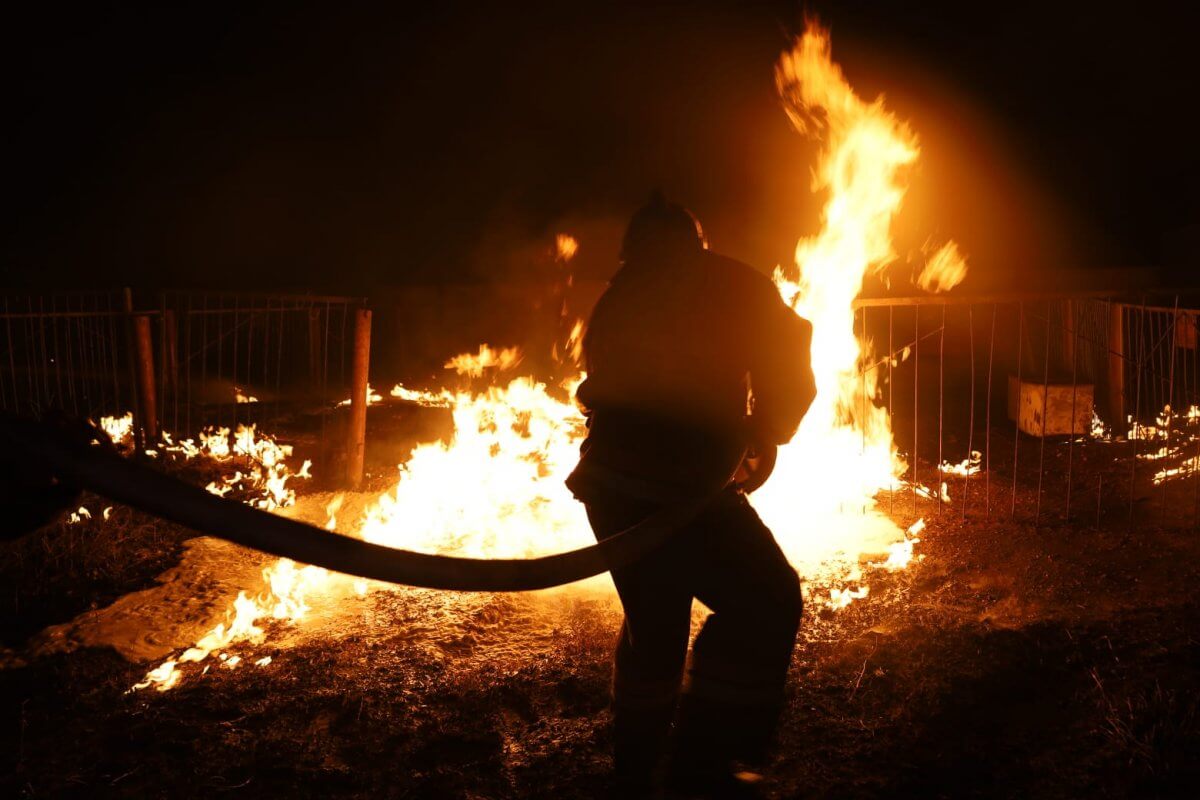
[66,506,91,524]
[939,451,982,477]
[1126,404,1200,485]
[97,413,134,446]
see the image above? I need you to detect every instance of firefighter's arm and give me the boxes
[748,297,817,446]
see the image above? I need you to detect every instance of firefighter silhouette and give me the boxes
[567,192,817,795]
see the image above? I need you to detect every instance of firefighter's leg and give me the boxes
[608,604,691,793]
[587,499,694,794]
[669,490,803,787]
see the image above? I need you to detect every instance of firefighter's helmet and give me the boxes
[620,191,707,265]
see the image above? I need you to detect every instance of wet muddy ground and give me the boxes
[3,427,1199,798]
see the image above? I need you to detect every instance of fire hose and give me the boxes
[0,415,775,592]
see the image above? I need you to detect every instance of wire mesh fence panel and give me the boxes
[0,290,129,422]
[852,291,1200,531]
[158,290,366,443]
[6,284,1199,529]
[1,289,366,455]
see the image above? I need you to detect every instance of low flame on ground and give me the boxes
[939,451,982,477]
[338,384,382,407]
[98,412,134,446]
[89,412,308,516]
[65,409,317,691]
[161,425,312,511]
[914,482,950,503]
[129,359,594,693]
[1081,403,1200,485]
[130,428,320,691]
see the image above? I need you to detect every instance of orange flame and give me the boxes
[555,233,579,263]
[916,240,968,293]
[444,344,523,377]
[752,22,963,603]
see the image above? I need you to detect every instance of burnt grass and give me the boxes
[3,433,1200,798]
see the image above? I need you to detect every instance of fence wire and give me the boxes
[852,292,1200,531]
[1,289,365,454]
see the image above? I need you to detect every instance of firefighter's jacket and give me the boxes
[566,249,816,503]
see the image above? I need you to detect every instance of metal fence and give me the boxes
[853,291,1200,531]
[154,290,366,439]
[7,284,1200,527]
[1,289,367,452]
[0,289,129,422]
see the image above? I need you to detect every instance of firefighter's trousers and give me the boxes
[584,486,803,783]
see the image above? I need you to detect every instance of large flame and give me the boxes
[363,376,590,559]
[752,23,964,570]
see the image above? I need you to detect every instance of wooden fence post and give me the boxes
[133,313,158,442]
[346,308,371,488]
[1108,302,1125,427]
[121,288,145,450]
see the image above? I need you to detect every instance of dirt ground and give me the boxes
[3,423,1199,798]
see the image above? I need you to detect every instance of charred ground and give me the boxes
[3,413,1199,799]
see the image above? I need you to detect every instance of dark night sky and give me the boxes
[4,1,1198,292]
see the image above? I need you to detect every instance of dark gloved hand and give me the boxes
[732,418,779,494]
[0,412,110,540]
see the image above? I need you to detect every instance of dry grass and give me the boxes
[0,498,189,648]
[1090,663,1200,792]
[2,435,1200,797]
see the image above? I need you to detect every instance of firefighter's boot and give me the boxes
[666,694,779,798]
[612,700,676,797]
